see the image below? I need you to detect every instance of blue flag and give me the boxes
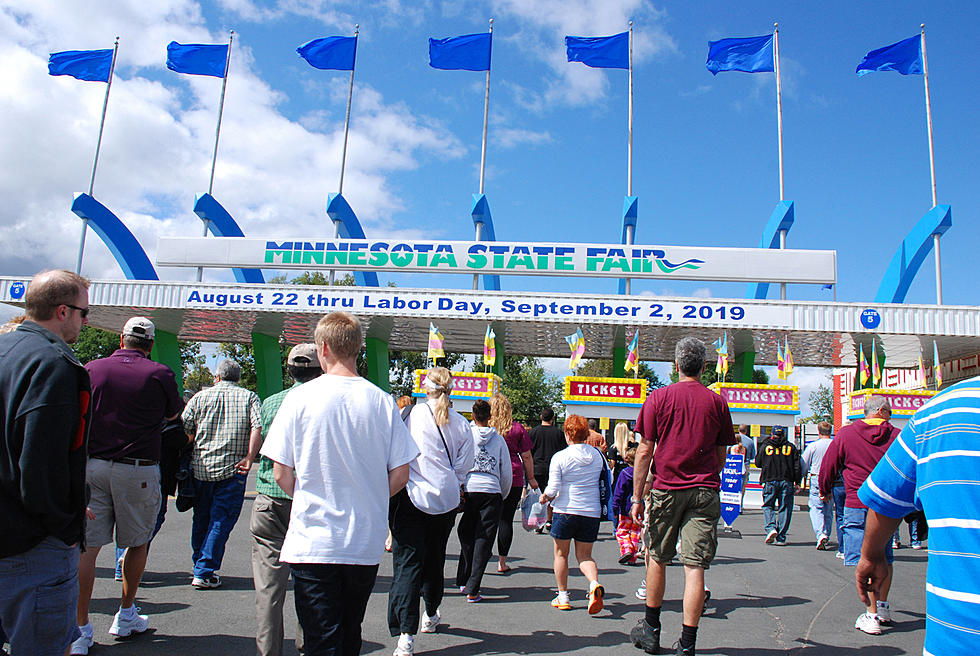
[705,34,774,75]
[565,32,628,69]
[856,35,922,76]
[428,33,491,71]
[166,41,228,77]
[48,49,113,82]
[297,36,357,71]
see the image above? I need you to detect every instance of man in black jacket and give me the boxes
[0,270,91,655]
[755,425,802,545]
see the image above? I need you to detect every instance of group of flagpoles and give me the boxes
[75,37,120,274]
[920,24,942,305]
[473,18,493,291]
[623,22,635,295]
[330,24,359,285]
[773,23,787,301]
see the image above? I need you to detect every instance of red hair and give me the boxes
[564,414,589,443]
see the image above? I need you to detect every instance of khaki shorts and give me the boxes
[643,487,721,569]
[85,458,162,548]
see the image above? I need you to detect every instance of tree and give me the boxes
[575,358,666,394]
[669,364,769,386]
[73,326,119,364]
[800,380,834,424]
[483,355,563,427]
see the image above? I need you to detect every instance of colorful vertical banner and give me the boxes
[784,337,794,378]
[428,322,445,363]
[483,325,496,369]
[872,342,881,387]
[918,354,927,388]
[565,328,585,370]
[859,343,871,387]
[776,341,786,380]
[933,341,942,388]
[713,333,729,378]
[624,330,640,377]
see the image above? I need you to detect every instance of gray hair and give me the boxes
[863,395,891,417]
[216,358,242,382]
[675,337,706,377]
[122,334,154,352]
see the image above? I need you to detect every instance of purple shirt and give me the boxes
[85,349,182,461]
[503,421,532,488]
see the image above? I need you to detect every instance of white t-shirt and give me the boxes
[544,443,604,518]
[404,400,475,515]
[261,374,419,565]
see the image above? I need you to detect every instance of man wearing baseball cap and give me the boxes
[72,317,183,654]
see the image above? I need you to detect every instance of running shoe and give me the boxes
[109,607,149,637]
[191,575,222,589]
[854,612,882,635]
[765,530,777,544]
[420,610,439,633]
[393,633,414,656]
[876,601,892,625]
[635,580,647,600]
[588,584,604,615]
[817,534,829,550]
[551,593,571,610]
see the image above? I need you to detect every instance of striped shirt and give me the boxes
[859,376,980,656]
[182,381,261,482]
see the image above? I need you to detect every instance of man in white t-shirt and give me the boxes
[261,312,419,655]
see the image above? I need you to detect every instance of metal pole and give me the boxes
[779,228,787,300]
[472,222,483,290]
[77,37,119,274]
[921,24,941,304]
[774,23,784,202]
[331,25,358,286]
[473,19,493,291]
[199,31,234,282]
[624,22,634,296]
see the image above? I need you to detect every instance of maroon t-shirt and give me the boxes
[503,421,532,488]
[635,380,736,490]
[85,349,183,461]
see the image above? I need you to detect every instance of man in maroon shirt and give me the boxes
[629,337,736,656]
[72,317,182,654]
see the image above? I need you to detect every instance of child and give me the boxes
[612,446,642,565]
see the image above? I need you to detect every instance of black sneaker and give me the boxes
[673,640,695,656]
[630,620,661,654]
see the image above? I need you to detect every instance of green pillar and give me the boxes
[612,328,626,376]
[492,339,505,378]
[252,333,284,401]
[365,336,390,392]
[732,351,755,383]
[150,329,183,395]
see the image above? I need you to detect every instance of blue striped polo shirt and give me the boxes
[859,376,980,656]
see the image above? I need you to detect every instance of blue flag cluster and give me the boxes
[297,36,357,70]
[166,41,229,77]
[565,32,629,69]
[856,34,923,76]
[705,34,774,75]
[429,33,492,71]
[48,49,113,82]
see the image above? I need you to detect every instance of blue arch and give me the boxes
[618,196,638,295]
[874,205,952,304]
[471,194,500,291]
[193,193,265,284]
[746,200,794,299]
[326,193,379,287]
[71,193,158,280]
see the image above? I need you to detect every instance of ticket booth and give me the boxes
[412,370,502,415]
[847,388,936,429]
[709,382,800,509]
[562,376,648,423]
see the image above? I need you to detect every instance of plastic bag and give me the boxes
[521,488,549,532]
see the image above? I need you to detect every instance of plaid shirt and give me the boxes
[182,381,261,482]
[255,382,301,499]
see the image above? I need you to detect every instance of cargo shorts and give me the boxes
[643,486,721,569]
[85,458,162,548]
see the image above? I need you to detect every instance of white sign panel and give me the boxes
[156,237,836,284]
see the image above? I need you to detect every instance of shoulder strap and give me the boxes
[426,403,453,468]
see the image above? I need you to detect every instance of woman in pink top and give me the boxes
[489,394,537,573]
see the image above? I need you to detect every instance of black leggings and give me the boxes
[496,486,523,557]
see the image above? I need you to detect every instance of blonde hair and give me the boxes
[314,312,361,359]
[489,393,513,436]
[613,422,630,456]
[425,367,453,426]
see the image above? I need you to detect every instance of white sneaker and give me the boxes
[635,583,647,600]
[765,530,778,544]
[109,606,149,637]
[835,551,845,559]
[876,601,892,625]
[70,624,94,655]
[393,633,414,656]
[816,534,829,550]
[420,610,440,633]
[855,612,882,635]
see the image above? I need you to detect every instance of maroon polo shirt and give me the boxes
[85,349,182,461]
[635,380,736,490]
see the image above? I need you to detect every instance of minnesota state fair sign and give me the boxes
[563,377,648,407]
[847,388,936,419]
[709,383,799,412]
[156,237,837,284]
[412,370,500,399]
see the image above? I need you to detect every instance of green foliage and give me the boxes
[575,358,665,394]
[389,351,465,398]
[490,355,563,427]
[72,326,119,364]
[669,364,769,386]
[800,379,834,424]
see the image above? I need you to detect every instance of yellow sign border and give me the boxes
[563,376,648,405]
[708,382,799,412]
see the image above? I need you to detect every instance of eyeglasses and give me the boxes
[64,304,90,319]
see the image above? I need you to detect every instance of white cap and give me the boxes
[122,316,155,340]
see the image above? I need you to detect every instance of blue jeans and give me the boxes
[842,506,894,566]
[832,484,846,551]
[0,537,80,656]
[762,480,794,542]
[191,473,247,578]
[808,474,833,541]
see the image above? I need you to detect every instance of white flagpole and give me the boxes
[76,36,119,274]
[774,22,787,300]
[198,30,234,282]
[331,25,358,285]
[473,18,493,291]
[624,21,634,295]
[921,23,942,304]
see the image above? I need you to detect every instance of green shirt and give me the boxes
[255,382,301,499]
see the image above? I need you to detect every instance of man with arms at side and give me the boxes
[801,421,835,550]
[856,376,980,656]
[755,425,802,546]
[629,337,736,656]
[73,317,182,654]
[0,270,91,656]
[251,343,321,656]
[529,407,566,532]
[262,312,418,655]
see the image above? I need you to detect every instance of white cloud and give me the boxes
[494,126,552,149]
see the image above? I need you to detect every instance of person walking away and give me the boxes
[818,395,899,635]
[261,314,418,655]
[629,337,736,656]
[539,415,606,614]
[735,425,756,503]
[612,446,642,564]
[529,407,566,533]
[756,426,802,546]
[0,270,91,656]
[489,393,536,573]
[801,421,835,550]
[456,400,511,601]
[182,358,262,588]
[73,317,182,654]
[251,343,322,656]
[587,418,607,454]
[388,367,474,656]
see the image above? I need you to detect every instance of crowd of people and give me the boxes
[0,269,975,656]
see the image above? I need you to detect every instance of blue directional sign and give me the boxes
[9,281,25,299]
[720,453,744,526]
[860,308,881,330]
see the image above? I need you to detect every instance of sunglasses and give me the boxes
[64,304,90,319]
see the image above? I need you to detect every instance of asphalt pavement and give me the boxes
[83,487,928,656]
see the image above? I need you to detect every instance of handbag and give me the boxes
[595,447,611,522]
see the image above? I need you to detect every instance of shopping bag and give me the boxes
[521,487,549,531]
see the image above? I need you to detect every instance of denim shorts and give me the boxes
[0,537,81,655]
[550,512,600,543]
[842,506,894,566]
